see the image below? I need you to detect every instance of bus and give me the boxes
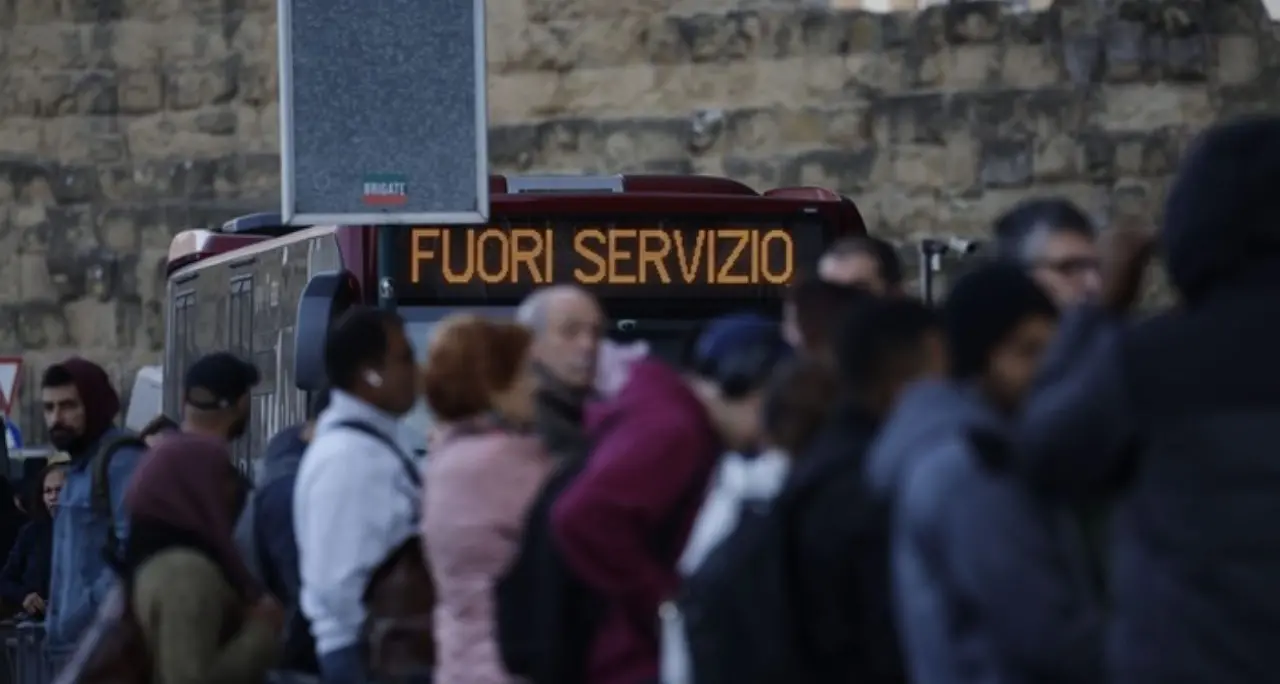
[164,174,866,473]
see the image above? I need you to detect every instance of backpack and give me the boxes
[332,420,436,681]
[676,495,805,684]
[494,457,600,684]
[234,466,320,674]
[496,415,703,684]
[90,436,147,557]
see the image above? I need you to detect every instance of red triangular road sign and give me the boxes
[0,358,24,416]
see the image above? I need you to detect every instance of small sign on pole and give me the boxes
[0,357,23,416]
[277,0,490,226]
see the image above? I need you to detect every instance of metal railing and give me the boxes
[0,621,52,684]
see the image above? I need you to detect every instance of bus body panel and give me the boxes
[164,228,349,473]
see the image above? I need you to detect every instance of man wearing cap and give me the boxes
[551,314,792,684]
[39,357,146,656]
[181,352,260,442]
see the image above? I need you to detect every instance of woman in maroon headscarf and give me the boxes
[120,434,283,683]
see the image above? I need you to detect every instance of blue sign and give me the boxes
[4,420,21,451]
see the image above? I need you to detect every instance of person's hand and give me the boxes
[21,593,45,615]
[246,596,285,632]
[1101,219,1156,314]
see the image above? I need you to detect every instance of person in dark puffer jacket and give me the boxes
[1017,115,1280,684]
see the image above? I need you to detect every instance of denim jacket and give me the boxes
[44,428,145,652]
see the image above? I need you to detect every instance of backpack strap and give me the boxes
[90,436,147,556]
[330,420,421,487]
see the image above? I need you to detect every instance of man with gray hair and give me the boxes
[993,198,1102,307]
[516,285,605,463]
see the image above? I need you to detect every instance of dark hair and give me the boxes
[306,387,332,421]
[836,297,941,393]
[788,279,874,356]
[943,263,1059,380]
[421,315,533,421]
[139,414,178,440]
[993,198,1096,264]
[323,307,405,392]
[41,364,74,389]
[822,236,904,288]
[762,359,839,455]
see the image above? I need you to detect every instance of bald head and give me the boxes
[517,286,605,389]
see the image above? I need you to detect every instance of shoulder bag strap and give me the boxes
[330,420,421,487]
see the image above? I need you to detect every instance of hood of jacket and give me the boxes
[866,379,988,501]
[1162,117,1280,302]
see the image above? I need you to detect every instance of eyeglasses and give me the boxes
[1031,257,1100,277]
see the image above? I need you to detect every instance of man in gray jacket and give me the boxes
[1017,116,1280,684]
[869,264,1103,684]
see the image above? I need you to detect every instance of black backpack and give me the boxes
[677,494,806,684]
[91,435,148,557]
[494,457,600,684]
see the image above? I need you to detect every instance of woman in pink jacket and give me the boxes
[420,314,552,684]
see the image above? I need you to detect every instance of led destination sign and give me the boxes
[397,222,822,300]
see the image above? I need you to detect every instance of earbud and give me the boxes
[365,370,383,387]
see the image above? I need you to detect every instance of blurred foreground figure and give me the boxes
[871,264,1103,684]
[1017,116,1280,684]
[421,316,551,684]
[121,434,282,682]
[994,198,1101,308]
[552,314,789,684]
[517,286,605,465]
[294,307,426,683]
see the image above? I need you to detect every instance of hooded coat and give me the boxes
[124,432,279,684]
[1016,117,1280,683]
[869,381,1103,684]
[44,358,146,653]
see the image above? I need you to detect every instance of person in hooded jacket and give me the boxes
[868,264,1104,684]
[122,431,283,684]
[1016,116,1280,684]
[40,357,147,656]
[790,296,945,684]
[0,463,65,618]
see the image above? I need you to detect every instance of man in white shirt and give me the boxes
[293,307,421,683]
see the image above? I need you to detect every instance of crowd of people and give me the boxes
[6,115,1279,684]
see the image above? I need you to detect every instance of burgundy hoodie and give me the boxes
[551,359,719,684]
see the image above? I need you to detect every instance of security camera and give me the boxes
[945,237,981,255]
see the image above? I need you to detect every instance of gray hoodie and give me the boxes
[867,380,1103,684]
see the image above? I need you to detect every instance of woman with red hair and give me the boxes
[420,315,552,684]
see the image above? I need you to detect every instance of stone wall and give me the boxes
[0,0,1276,430]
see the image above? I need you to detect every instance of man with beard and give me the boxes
[40,357,146,656]
[516,286,605,463]
[179,352,260,442]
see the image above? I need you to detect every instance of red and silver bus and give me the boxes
[164,174,866,472]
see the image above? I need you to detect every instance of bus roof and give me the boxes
[167,174,859,274]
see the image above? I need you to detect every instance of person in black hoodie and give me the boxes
[788,296,946,683]
[0,464,62,617]
[1016,116,1280,684]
